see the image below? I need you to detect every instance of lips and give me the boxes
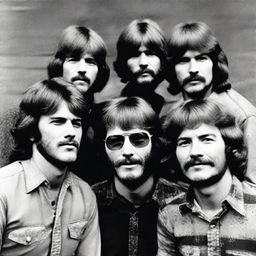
[59,141,79,149]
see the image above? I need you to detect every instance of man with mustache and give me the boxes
[0,78,100,255]
[47,25,110,184]
[91,96,183,256]
[163,21,256,183]
[48,25,110,106]
[157,99,256,256]
[113,19,168,114]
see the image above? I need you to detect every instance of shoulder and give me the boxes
[211,89,256,118]
[242,181,256,203]
[91,180,112,205]
[0,161,24,180]
[68,172,97,200]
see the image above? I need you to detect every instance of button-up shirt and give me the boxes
[0,160,100,256]
[92,177,183,256]
[157,176,256,256]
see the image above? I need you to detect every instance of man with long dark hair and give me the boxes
[92,96,183,256]
[0,78,100,255]
[163,21,256,183]
[157,100,256,255]
[48,25,110,105]
[114,19,168,114]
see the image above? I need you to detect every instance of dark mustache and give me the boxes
[135,68,155,77]
[58,140,79,148]
[184,157,214,170]
[71,75,90,84]
[116,158,143,167]
[183,74,205,86]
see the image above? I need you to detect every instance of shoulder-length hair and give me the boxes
[163,99,247,180]
[166,21,231,94]
[113,19,168,84]
[47,25,110,93]
[10,78,89,161]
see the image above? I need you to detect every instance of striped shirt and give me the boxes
[157,176,256,256]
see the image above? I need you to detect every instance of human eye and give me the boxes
[65,57,78,62]
[201,136,214,143]
[72,119,82,128]
[177,139,190,147]
[85,58,97,65]
[196,55,209,61]
[176,57,190,64]
[50,118,65,125]
[145,50,157,56]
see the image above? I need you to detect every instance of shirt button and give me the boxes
[26,236,32,243]
[210,224,216,229]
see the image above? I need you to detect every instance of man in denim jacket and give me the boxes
[0,78,100,256]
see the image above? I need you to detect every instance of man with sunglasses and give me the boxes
[92,96,183,256]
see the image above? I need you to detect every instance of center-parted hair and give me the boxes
[10,78,89,161]
[47,25,110,93]
[163,99,247,180]
[166,21,231,94]
[113,19,168,84]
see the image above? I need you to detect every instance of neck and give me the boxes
[31,144,67,188]
[114,175,155,205]
[193,169,233,215]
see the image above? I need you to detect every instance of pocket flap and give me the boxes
[68,220,88,240]
[8,226,50,245]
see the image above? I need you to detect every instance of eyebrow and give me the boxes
[177,133,217,140]
[49,117,82,122]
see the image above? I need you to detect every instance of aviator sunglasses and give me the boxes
[105,130,152,151]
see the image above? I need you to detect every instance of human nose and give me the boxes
[77,59,87,75]
[122,137,134,157]
[189,140,203,158]
[189,59,199,75]
[64,120,76,139]
[139,53,148,68]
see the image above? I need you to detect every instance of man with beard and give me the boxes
[92,96,183,256]
[157,100,256,256]
[0,78,100,255]
[163,21,256,183]
[113,19,168,114]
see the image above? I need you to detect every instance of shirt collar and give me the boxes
[104,178,177,206]
[180,176,246,217]
[21,160,48,194]
[21,160,76,194]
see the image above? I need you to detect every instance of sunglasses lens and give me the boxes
[130,132,150,148]
[106,135,124,150]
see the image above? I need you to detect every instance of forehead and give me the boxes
[178,123,222,139]
[106,126,147,137]
[182,50,205,58]
[138,44,148,52]
[42,101,80,119]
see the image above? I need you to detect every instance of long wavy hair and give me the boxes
[113,19,168,85]
[47,25,110,93]
[163,99,247,181]
[166,21,231,94]
[10,78,89,161]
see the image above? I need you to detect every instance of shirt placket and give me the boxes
[49,183,68,256]
[128,211,139,256]
[207,219,221,256]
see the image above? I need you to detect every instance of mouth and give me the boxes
[73,80,90,86]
